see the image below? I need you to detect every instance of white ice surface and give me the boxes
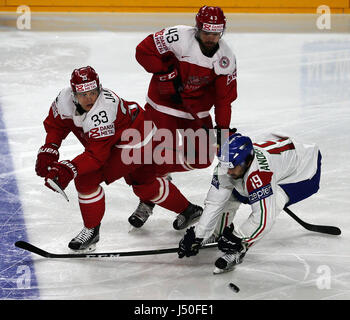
[0,14,349,300]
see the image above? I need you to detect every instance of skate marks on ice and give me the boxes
[12,215,350,300]
[0,101,39,299]
[0,21,349,299]
[232,251,350,300]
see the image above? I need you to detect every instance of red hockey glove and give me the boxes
[44,160,77,192]
[35,143,59,177]
[156,68,179,95]
[155,67,183,104]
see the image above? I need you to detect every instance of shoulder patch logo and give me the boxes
[211,166,220,189]
[211,173,220,189]
[219,56,230,68]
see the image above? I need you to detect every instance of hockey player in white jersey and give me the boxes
[177,132,322,273]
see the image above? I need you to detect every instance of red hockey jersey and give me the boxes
[136,25,237,128]
[43,87,152,176]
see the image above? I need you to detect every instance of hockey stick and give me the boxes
[15,240,218,259]
[46,177,69,202]
[283,207,341,236]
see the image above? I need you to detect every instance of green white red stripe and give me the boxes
[245,198,267,246]
[218,211,230,234]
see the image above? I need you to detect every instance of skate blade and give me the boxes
[128,225,136,233]
[213,266,235,275]
[69,243,97,253]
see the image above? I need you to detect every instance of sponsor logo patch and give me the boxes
[75,80,97,93]
[154,29,170,54]
[202,23,224,33]
[89,123,115,139]
[248,184,273,204]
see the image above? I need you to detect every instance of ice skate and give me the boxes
[128,201,155,228]
[68,224,100,252]
[213,251,246,274]
[173,203,203,230]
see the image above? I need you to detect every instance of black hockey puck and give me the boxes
[229,282,240,293]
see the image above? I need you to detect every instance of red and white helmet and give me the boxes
[195,6,226,33]
[70,66,100,94]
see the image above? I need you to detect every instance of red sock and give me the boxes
[133,177,189,213]
[78,186,105,228]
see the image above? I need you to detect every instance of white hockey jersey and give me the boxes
[196,134,321,246]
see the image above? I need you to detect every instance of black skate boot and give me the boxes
[128,201,155,228]
[68,224,100,252]
[173,203,203,230]
[213,251,246,274]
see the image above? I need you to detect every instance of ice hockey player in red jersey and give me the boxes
[35,66,203,251]
[135,5,238,173]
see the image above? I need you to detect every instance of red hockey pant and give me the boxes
[144,104,216,171]
[74,146,190,228]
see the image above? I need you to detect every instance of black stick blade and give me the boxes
[15,241,51,257]
[284,208,341,236]
[307,224,341,236]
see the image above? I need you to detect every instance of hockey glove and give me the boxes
[217,223,245,253]
[155,66,183,104]
[178,226,203,258]
[215,126,237,156]
[35,143,59,177]
[44,160,77,192]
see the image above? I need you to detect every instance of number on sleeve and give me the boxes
[165,28,179,43]
[254,138,295,155]
[250,174,263,189]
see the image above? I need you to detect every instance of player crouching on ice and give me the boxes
[35,66,203,252]
[177,133,322,273]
